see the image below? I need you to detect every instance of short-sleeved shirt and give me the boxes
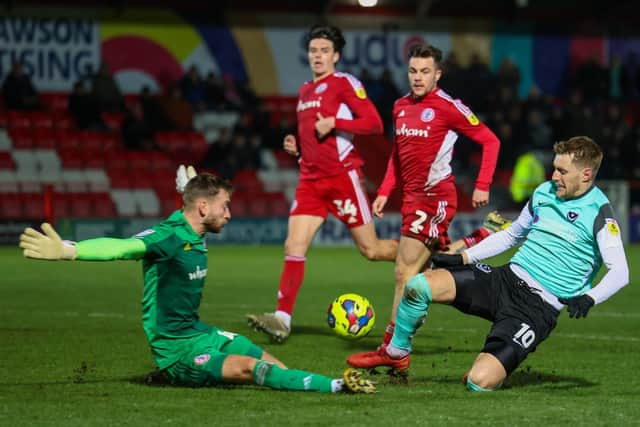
[135,210,210,370]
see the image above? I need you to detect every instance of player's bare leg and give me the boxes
[349,222,398,261]
[247,215,324,342]
[464,352,507,391]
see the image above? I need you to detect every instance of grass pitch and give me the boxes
[1,244,639,426]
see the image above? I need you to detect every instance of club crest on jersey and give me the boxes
[605,218,620,235]
[420,108,435,122]
[475,263,492,273]
[567,211,579,222]
[194,354,211,366]
[315,82,328,94]
[398,109,405,117]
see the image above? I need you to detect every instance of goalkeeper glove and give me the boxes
[431,253,464,268]
[175,164,197,194]
[558,294,595,319]
[19,223,76,260]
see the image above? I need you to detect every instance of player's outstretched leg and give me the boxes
[482,210,512,232]
[247,313,291,343]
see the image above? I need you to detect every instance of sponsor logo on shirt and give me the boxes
[605,218,620,236]
[194,354,211,366]
[420,108,435,122]
[467,113,480,125]
[188,265,207,280]
[567,211,579,222]
[315,82,328,94]
[396,122,429,137]
[297,99,321,111]
[355,87,367,99]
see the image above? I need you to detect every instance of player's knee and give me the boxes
[356,242,378,261]
[223,356,257,380]
[466,369,503,391]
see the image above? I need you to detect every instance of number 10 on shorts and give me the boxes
[512,322,535,349]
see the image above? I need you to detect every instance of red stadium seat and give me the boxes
[40,93,69,111]
[68,193,93,217]
[58,148,85,168]
[8,128,34,149]
[232,169,263,194]
[32,128,57,149]
[52,111,74,130]
[127,151,152,172]
[0,193,22,219]
[22,193,43,220]
[0,151,16,169]
[93,193,117,218]
[55,129,80,150]
[30,112,54,129]
[7,111,31,129]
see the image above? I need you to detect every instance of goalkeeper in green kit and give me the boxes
[19,167,374,394]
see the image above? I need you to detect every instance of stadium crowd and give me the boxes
[2,53,640,212]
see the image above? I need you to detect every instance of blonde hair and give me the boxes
[553,136,603,176]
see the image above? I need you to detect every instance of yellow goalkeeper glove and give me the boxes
[175,164,197,194]
[19,223,76,260]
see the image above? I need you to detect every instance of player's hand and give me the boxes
[176,164,197,194]
[472,189,489,208]
[19,223,76,260]
[283,134,299,156]
[558,295,595,319]
[315,113,335,139]
[431,253,464,268]
[372,195,388,218]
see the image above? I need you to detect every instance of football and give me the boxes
[327,293,375,339]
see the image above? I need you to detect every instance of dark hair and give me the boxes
[182,173,233,207]
[307,25,346,54]
[407,44,443,68]
[553,136,604,176]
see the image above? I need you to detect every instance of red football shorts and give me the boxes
[291,169,372,228]
[401,180,457,249]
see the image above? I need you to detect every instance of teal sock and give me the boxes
[253,360,334,393]
[391,273,432,351]
[466,376,497,392]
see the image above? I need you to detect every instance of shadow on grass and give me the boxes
[424,367,598,390]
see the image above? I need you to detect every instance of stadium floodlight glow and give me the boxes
[358,0,378,7]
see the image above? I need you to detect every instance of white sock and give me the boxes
[386,343,409,359]
[331,379,344,393]
[274,311,292,329]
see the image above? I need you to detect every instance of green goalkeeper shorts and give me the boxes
[163,327,263,387]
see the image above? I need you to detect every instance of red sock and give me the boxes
[276,255,306,315]
[462,227,491,248]
[382,321,395,346]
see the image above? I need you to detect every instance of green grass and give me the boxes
[1,244,639,426]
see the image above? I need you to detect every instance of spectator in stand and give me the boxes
[573,56,608,104]
[598,102,631,179]
[267,114,296,150]
[222,74,244,111]
[201,127,233,177]
[609,56,623,100]
[180,65,206,111]
[379,68,401,136]
[139,86,170,134]
[90,62,126,113]
[203,71,227,111]
[438,52,465,100]
[68,80,106,130]
[495,57,521,96]
[465,53,495,114]
[159,85,193,130]
[2,61,41,110]
[620,52,640,100]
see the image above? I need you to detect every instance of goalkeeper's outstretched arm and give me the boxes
[20,223,146,261]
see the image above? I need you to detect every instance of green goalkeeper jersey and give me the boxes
[134,210,211,369]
